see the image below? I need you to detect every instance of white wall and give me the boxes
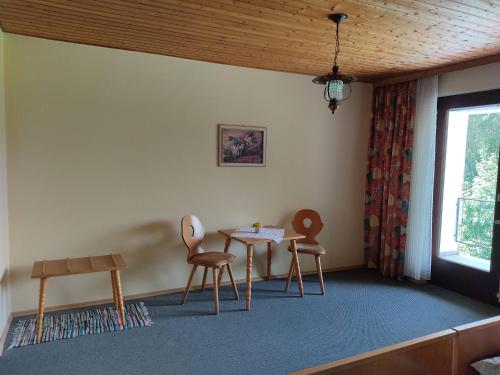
[439,62,500,97]
[0,29,11,337]
[4,34,373,312]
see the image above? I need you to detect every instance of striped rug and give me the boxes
[9,302,152,349]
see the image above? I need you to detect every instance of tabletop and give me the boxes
[218,227,305,245]
[31,254,127,279]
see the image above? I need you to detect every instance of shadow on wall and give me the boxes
[8,265,32,303]
[116,220,180,288]
[0,268,8,289]
[0,267,10,319]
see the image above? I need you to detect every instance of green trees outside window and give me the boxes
[457,113,500,260]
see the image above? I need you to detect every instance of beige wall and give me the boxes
[439,62,500,97]
[0,30,11,335]
[5,34,372,312]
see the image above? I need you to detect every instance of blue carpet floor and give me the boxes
[1,269,499,375]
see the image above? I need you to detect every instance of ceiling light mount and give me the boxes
[328,13,348,24]
[313,13,355,115]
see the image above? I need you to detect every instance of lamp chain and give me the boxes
[333,21,340,68]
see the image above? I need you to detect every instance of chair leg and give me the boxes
[181,265,197,304]
[218,265,225,288]
[217,237,232,286]
[315,255,325,295]
[213,267,220,315]
[201,267,208,291]
[227,263,239,300]
[285,260,295,292]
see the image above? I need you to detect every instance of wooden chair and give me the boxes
[285,209,326,295]
[180,215,239,314]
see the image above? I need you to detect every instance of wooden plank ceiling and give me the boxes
[0,0,500,82]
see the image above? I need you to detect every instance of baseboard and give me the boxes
[11,264,364,318]
[0,313,13,356]
[407,276,428,284]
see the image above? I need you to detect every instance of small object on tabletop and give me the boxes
[253,222,263,233]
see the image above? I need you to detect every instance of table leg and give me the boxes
[113,270,126,327]
[290,240,304,297]
[217,237,232,286]
[35,277,47,344]
[246,244,253,311]
[110,271,119,309]
[266,242,272,281]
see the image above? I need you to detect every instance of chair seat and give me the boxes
[288,243,326,255]
[188,252,235,267]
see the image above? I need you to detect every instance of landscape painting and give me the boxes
[218,125,266,166]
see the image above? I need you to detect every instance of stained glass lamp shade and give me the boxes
[313,13,355,114]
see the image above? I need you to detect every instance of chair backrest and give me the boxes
[291,209,324,245]
[181,215,205,258]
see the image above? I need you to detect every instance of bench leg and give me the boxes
[35,277,47,344]
[113,270,126,328]
[110,271,119,309]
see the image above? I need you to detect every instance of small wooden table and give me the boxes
[218,228,306,311]
[31,254,127,344]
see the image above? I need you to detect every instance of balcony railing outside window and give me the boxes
[455,197,495,260]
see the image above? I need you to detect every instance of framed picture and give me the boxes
[218,124,267,167]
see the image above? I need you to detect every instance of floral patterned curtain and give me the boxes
[364,81,417,279]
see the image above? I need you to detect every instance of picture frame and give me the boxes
[218,124,267,167]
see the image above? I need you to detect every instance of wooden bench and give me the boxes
[31,254,127,344]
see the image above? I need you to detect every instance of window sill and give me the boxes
[438,253,491,272]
